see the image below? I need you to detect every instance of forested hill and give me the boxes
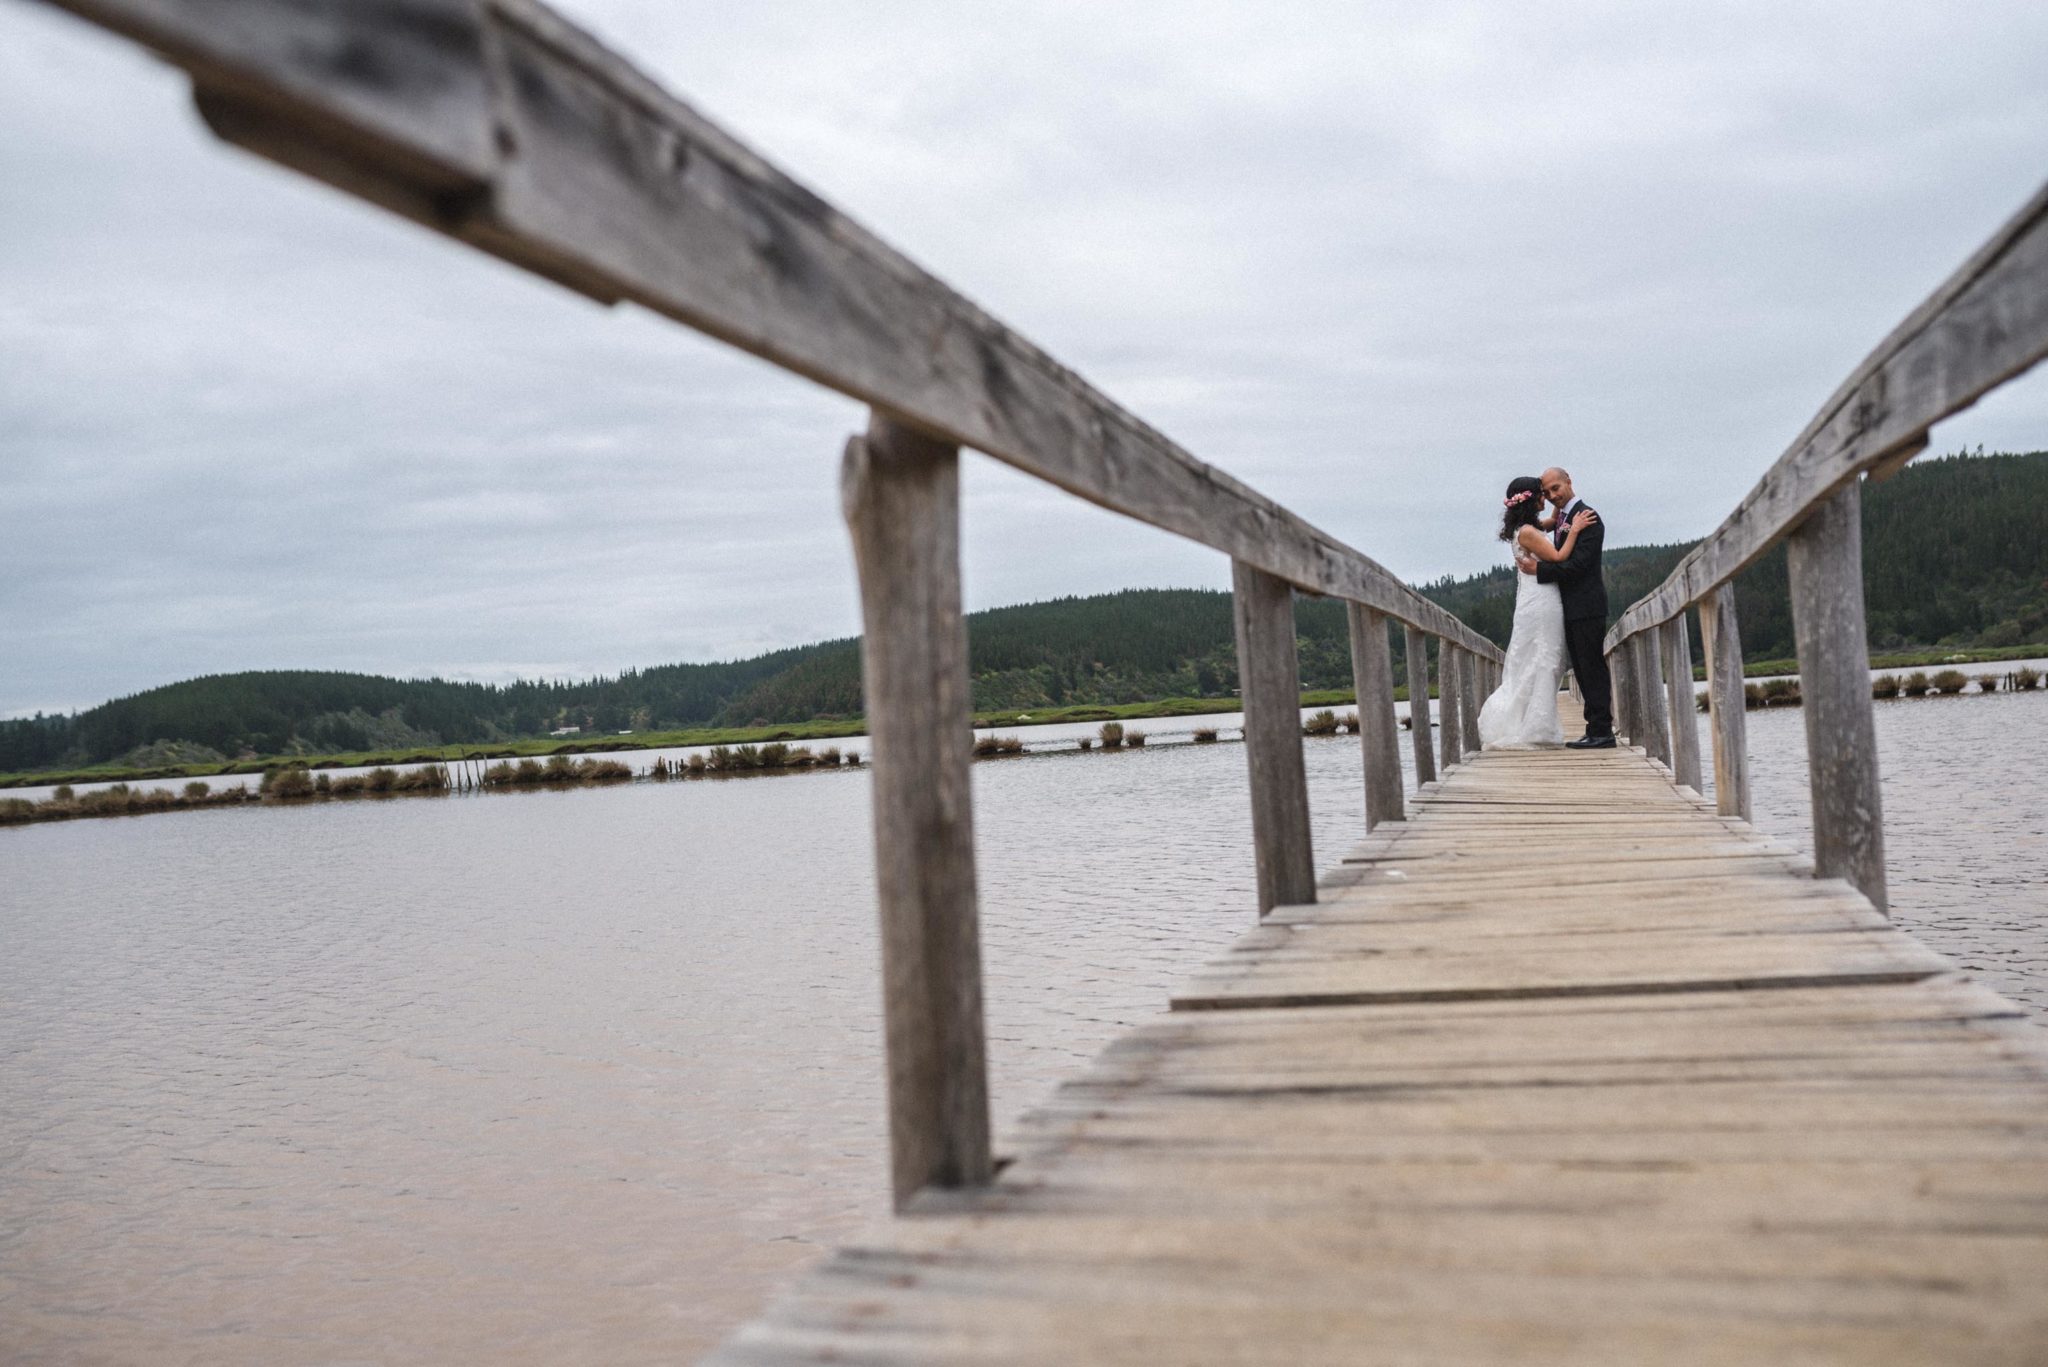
[5,449,2041,772]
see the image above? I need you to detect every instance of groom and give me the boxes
[1517,466,1616,748]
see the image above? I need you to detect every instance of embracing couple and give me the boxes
[1475,467,1617,750]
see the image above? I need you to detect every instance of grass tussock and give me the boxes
[1902,671,1931,697]
[973,735,1027,758]
[1125,730,1147,747]
[1872,674,1902,699]
[1193,727,1219,743]
[2016,666,2042,691]
[1303,709,1340,736]
[1976,673,2002,693]
[1098,722,1125,749]
[1932,669,1969,695]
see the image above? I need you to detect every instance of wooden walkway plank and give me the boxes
[713,697,2048,1365]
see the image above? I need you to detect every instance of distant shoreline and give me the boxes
[4,642,2042,792]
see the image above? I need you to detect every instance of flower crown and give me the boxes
[1503,490,1537,507]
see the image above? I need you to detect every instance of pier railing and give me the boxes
[1603,184,2048,915]
[40,0,1503,1208]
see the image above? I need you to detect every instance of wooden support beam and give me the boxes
[1787,482,1888,912]
[1403,625,1437,786]
[842,413,991,1207]
[1347,604,1404,830]
[1633,631,1673,768]
[1698,584,1752,821]
[1437,645,1465,771]
[1457,649,1482,758]
[1661,616,1704,791]
[1609,647,1632,745]
[1233,561,1316,916]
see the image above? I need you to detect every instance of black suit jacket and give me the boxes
[1535,502,1609,624]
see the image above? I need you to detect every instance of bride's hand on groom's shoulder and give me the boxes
[1570,509,1599,530]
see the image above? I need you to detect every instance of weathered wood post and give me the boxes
[1609,646,1632,744]
[1632,630,1672,767]
[1660,615,1704,791]
[1232,560,1316,915]
[1786,481,1887,912]
[842,412,991,1208]
[1457,649,1482,756]
[1403,624,1437,786]
[1697,583,1752,820]
[1437,645,1465,770]
[1347,604,1404,829]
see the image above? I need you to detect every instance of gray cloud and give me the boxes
[3,0,2045,715]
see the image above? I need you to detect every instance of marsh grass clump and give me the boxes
[1098,722,1125,749]
[818,747,843,766]
[1761,678,1800,706]
[52,785,74,803]
[0,797,35,823]
[363,767,400,794]
[1871,674,1901,699]
[2016,666,2042,691]
[973,735,1026,758]
[1125,730,1147,747]
[1303,710,1340,736]
[262,767,315,799]
[1193,727,1218,743]
[183,780,211,799]
[331,773,370,796]
[1932,669,1968,695]
[686,753,708,775]
[1339,712,1360,734]
[1976,673,2002,693]
[757,742,792,768]
[1902,671,1931,697]
[1743,683,1766,709]
[1076,737,1094,751]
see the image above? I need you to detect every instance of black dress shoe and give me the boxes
[1566,735,1617,749]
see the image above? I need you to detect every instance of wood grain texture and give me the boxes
[38,0,1506,659]
[1608,647,1632,744]
[1347,605,1404,830]
[1233,560,1316,916]
[1660,616,1703,791]
[842,415,991,1205]
[1609,181,2048,648]
[1456,648,1481,759]
[1403,625,1436,786]
[717,705,2048,1366]
[1632,630,1673,767]
[1786,482,1888,914]
[1437,646,1465,772]
[1698,584,1752,821]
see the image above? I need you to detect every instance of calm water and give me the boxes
[2,693,2043,1362]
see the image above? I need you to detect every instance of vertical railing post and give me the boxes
[1437,645,1465,770]
[1232,560,1316,915]
[1786,481,1887,912]
[1660,615,1704,791]
[1457,649,1481,757]
[842,412,990,1208]
[1633,630,1672,767]
[1347,604,1404,830]
[1697,583,1752,821]
[1609,645,1632,744]
[1403,624,1437,786]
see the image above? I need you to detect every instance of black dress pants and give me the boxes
[1564,616,1614,737]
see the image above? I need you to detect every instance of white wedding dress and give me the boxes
[1477,547,1567,749]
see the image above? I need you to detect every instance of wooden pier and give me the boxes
[28,5,2048,1360]
[713,702,2048,1363]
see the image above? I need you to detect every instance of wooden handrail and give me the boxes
[1603,184,2048,914]
[38,0,1501,662]
[1607,182,2048,652]
[41,0,1518,1209]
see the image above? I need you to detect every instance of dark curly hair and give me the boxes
[1498,475,1544,542]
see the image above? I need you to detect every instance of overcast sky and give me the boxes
[3,1,2045,717]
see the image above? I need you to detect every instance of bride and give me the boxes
[1477,475,1598,749]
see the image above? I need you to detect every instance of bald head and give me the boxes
[1541,467,1575,510]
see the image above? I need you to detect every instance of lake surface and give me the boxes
[3,691,2043,1362]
